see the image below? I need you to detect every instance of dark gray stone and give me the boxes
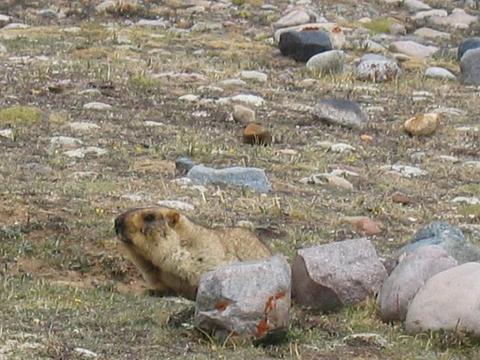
[195,255,291,340]
[292,238,387,311]
[379,245,457,322]
[461,48,480,85]
[458,37,480,60]
[397,221,480,263]
[279,30,333,62]
[175,157,196,175]
[187,165,271,193]
[312,99,367,129]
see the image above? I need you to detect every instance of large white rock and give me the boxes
[378,246,457,322]
[390,41,438,59]
[406,263,480,337]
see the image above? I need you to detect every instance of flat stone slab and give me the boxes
[187,165,271,193]
[312,98,367,129]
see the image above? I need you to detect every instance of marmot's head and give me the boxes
[114,207,181,253]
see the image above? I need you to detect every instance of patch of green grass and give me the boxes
[457,183,480,196]
[363,18,396,34]
[128,75,162,94]
[459,204,480,218]
[0,226,33,259]
[0,106,42,127]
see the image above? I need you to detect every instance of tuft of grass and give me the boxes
[459,204,480,218]
[363,18,396,34]
[0,106,42,127]
[457,184,480,196]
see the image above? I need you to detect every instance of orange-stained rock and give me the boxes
[404,113,440,136]
[195,255,291,340]
[242,122,272,146]
[341,216,382,235]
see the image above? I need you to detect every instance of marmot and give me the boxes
[114,207,272,299]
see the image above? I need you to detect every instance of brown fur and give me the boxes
[114,207,272,299]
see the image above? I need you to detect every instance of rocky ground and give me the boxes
[1,0,480,358]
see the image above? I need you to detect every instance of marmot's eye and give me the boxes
[143,213,156,222]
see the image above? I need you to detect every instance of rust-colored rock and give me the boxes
[404,113,440,136]
[392,193,412,205]
[242,122,272,146]
[341,216,382,236]
[360,134,374,144]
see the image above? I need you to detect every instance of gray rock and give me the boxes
[273,9,315,30]
[0,14,11,28]
[218,78,247,87]
[0,43,6,54]
[356,54,401,83]
[229,94,265,107]
[425,67,456,80]
[379,245,457,322]
[312,99,366,129]
[135,19,169,28]
[83,102,112,110]
[461,48,480,85]
[458,37,480,60]
[49,136,83,149]
[68,122,101,132]
[187,165,271,193]
[232,104,255,124]
[390,41,438,59]
[239,70,268,83]
[64,147,107,158]
[452,196,480,205]
[195,255,291,340]
[382,164,427,177]
[191,22,223,32]
[279,30,333,62]
[404,0,431,11]
[157,200,195,211]
[398,221,480,264]
[292,238,387,311]
[306,50,345,74]
[428,9,478,29]
[299,173,354,191]
[414,27,450,40]
[2,23,29,30]
[179,94,199,102]
[411,9,448,21]
[95,0,117,13]
[428,8,477,29]
[38,9,58,18]
[175,157,196,175]
[0,128,13,140]
[406,262,480,337]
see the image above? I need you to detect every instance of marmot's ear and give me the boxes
[165,210,180,227]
